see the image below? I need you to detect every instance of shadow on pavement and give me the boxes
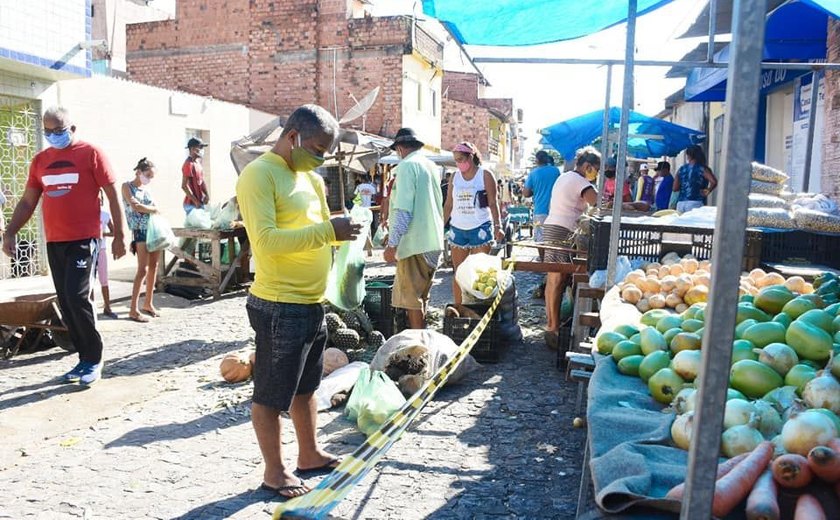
[0,349,72,371]
[169,488,271,520]
[105,398,253,448]
[106,338,251,378]
[0,381,89,410]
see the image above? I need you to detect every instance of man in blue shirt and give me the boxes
[654,161,674,211]
[523,150,560,242]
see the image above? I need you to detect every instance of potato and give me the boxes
[649,294,667,309]
[621,285,643,304]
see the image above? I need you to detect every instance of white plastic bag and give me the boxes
[145,214,176,252]
[326,205,373,310]
[315,361,367,412]
[589,256,632,288]
[184,208,212,229]
[454,253,504,300]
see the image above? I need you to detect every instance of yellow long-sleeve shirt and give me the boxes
[236,151,336,303]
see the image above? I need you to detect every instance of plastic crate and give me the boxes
[753,230,840,269]
[442,303,510,363]
[363,275,395,338]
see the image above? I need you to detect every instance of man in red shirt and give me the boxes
[2,106,126,385]
[182,137,209,213]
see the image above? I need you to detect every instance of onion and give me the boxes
[673,387,697,415]
[671,412,694,450]
[782,399,808,423]
[757,343,799,377]
[781,410,839,456]
[802,373,840,415]
[752,400,783,439]
[723,399,755,429]
[762,385,799,413]
[770,434,786,458]
[721,421,764,457]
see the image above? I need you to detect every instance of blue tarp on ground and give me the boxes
[421,0,674,46]
[685,0,838,101]
[540,108,704,160]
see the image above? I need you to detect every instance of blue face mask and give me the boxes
[45,130,72,149]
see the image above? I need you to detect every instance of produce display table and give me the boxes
[159,227,250,300]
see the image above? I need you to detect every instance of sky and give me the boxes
[372,0,723,157]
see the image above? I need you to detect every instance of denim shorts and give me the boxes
[246,295,327,411]
[447,221,493,249]
[132,229,147,243]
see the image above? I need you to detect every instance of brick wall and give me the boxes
[443,71,480,105]
[479,98,513,122]
[125,0,437,135]
[442,97,489,153]
[823,19,840,203]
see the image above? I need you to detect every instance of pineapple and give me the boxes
[325,313,344,334]
[367,330,385,348]
[340,311,361,332]
[331,328,360,350]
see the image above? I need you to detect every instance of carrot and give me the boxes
[808,445,840,483]
[772,453,813,488]
[828,438,840,454]
[664,452,750,500]
[712,441,774,518]
[794,494,826,520]
[745,470,780,520]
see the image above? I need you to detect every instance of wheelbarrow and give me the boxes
[0,293,75,359]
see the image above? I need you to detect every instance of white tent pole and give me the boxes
[681,0,767,517]
[605,0,636,288]
[597,64,613,209]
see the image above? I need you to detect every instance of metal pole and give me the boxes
[597,64,613,209]
[802,71,820,192]
[605,0,636,288]
[707,0,717,63]
[681,1,767,518]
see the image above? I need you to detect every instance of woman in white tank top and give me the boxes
[443,142,505,305]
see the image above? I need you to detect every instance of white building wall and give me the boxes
[764,85,795,174]
[401,54,442,149]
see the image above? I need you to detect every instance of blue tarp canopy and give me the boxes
[421,0,673,46]
[540,107,705,160]
[685,0,837,101]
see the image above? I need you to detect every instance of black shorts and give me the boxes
[246,295,327,411]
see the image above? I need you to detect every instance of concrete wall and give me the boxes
[401,53,442,148]
[37,76,273,273]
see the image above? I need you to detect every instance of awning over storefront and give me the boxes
[685,0,835,102]
[540,107,704,160]
[420,0,673,46]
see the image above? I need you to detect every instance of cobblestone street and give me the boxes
[0,263,587,519]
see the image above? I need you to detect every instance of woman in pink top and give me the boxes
[543,146,600,350]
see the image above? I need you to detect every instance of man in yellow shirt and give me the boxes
[236,105,361,499]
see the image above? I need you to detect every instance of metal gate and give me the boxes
[0,96,45,279]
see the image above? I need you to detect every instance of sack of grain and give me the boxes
[750,179,784,196]
[748,194,787,209]
[779,190,799,203]
[751,162,789,184]
[747,208,796,229]
[791,193,838,215]
[792,208,840,233]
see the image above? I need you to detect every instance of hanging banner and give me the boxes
[790,72,824,193]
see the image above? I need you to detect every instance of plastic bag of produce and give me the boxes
[372,225,387,247]
[145,214,176,252]
[588,256,632,288]
[345,366,406,436]
[750,179,784,196]
[213,198,240,230]
[748,194,787,209]
[369,329,479,396]
[184,208,212,229]
[455,252,505,300]
[791,194,838,215]
[793,208,840,233]
[747,208,796,229]
[315,361,367,411]
[751,162,789,184]
[326,205,373,311]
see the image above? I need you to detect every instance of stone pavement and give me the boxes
[0,259,588,519]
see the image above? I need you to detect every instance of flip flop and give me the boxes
[544,331,559,351]
[128,314,149,323]
[295,457,342,476]
[259,481,310,500]
[102,311,119,319]
[141,309,160,317]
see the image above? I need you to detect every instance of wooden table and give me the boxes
[159,227,250,300]
[505,240,588,274]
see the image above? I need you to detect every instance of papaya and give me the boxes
[824,302,840,317]
[796,309,834,333]
[670,332,702,354]
[785,364,817,395]
[782,297,817,319]
[648,368,685,404]
[639,327,668,356]
[681,319,704,333]
[732,339,758,363]
[727,388,748,401]
[629,333,642,346]
[735,319,757,340]
[798,293,825,309]
[656,315,683,334]
[682,305,699,321]
[612,340,642,362]
[785,320,833,362]
[832,315,840,334]
[817,278,839,296]
[753,286,794,314]
[614,324,640,339]
[663,328,682,347]
[694,305,707,322]
[597,331,627,355]
[730,360,784,399]
[739,294,754,304]
[772,312,792,329]
[736,302,771,324]
[694,326,704,339]
[639,350,671,382]
[641,309,672,327]
[741,322,787,348]
[617,354,644,376]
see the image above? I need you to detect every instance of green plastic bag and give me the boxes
[145,214,175,252]
[345,367,406,436]
[326,205,373,311]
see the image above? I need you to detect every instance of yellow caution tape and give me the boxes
[274,260,516,520]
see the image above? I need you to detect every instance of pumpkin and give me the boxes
[323,347,349,376]
[220,353,252,383]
